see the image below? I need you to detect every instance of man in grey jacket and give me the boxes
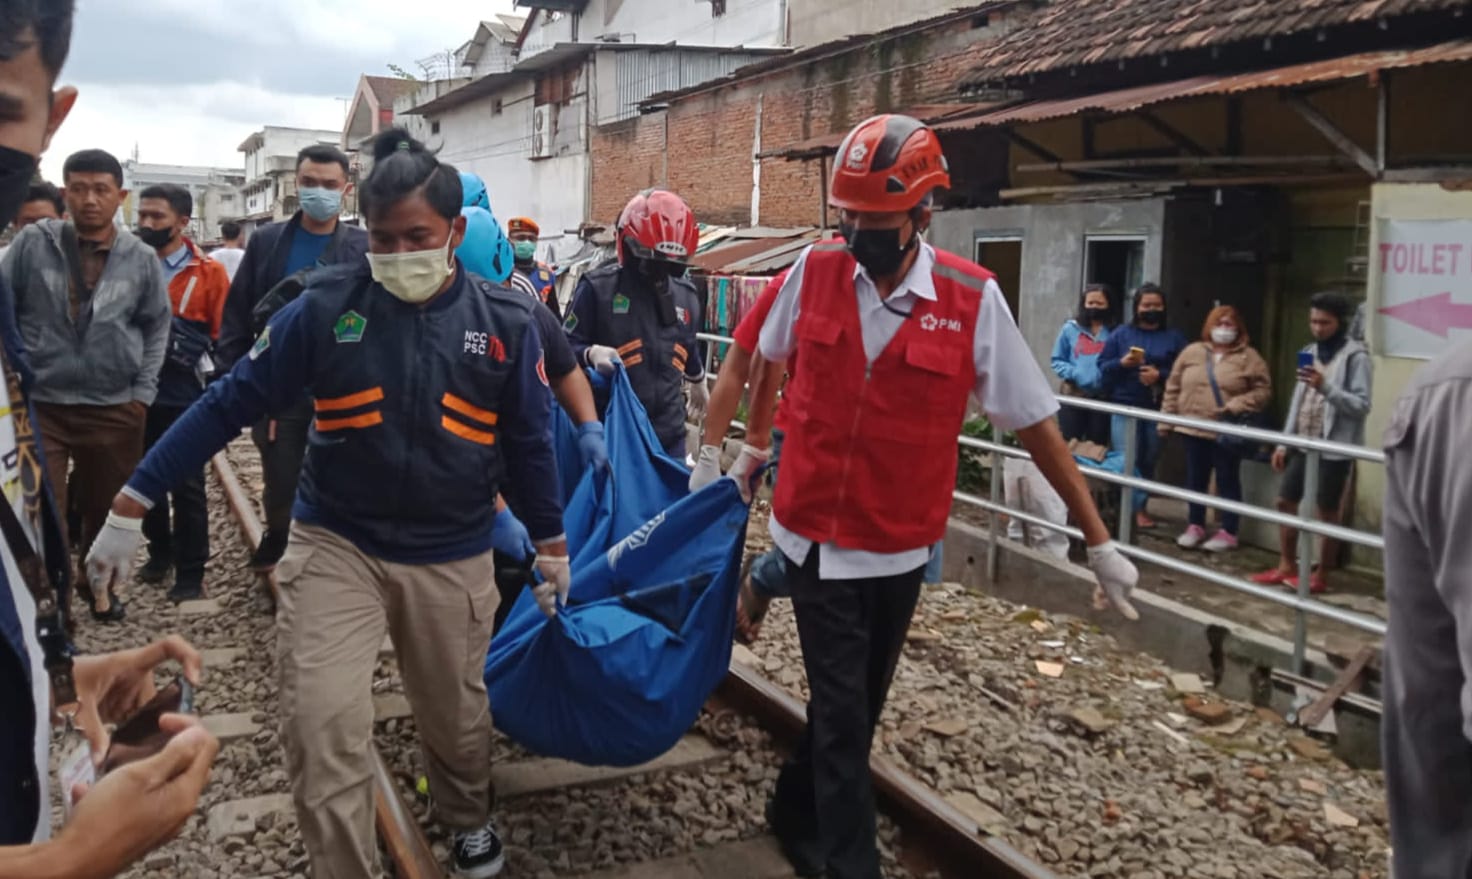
[0,147,170,621]
[1381,341,1472,879]
[1249,291,1372,595]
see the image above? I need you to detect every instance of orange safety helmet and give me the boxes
[829,114,950,214]
[616,189,699,267]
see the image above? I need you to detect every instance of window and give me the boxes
[431,120,441,135]
[492,98,504,116]
[975,236,1023,325]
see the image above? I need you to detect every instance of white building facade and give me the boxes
[120,161,245,244]
[237,126,344,232]
[407,3,788,258]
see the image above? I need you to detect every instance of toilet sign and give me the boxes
[1376,219,1472,360]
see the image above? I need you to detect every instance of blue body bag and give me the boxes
[485,367,747,766]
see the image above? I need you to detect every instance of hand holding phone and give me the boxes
[101,676,195,774]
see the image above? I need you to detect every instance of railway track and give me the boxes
[208,445,1057,879]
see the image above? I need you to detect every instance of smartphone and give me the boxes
[1129,346,1145,361]
[100,677,195,774]
[1297,351,1315,371]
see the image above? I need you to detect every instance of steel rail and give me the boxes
[719,662,1060,879]
[211,451,445,879]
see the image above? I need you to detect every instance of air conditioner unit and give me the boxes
[531,105,553,159]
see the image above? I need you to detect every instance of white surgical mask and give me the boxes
[1210,327,1238,345]
[367,240,454,304]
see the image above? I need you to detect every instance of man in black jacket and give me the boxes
[216,144,367,571]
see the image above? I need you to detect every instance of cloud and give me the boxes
[63,0,517,95]
[38,0,519,178]
[40,81,345,180]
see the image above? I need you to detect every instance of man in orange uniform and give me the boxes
[732,115,1140,879]
[133,183,230,602]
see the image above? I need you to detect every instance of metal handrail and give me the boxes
[953,490,1387,637]
[1056,395,1384,464]
[960,436,1383,550]
[694,329,1385,671]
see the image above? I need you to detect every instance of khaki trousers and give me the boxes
[276,522,499,879]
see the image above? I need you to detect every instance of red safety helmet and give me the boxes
[616,189,698,267]
[829,114,950,214]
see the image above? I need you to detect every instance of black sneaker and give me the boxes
[90,590,126,624]
[137,556,172,585]
[168,581,205,604]
[249,528,289,572]
[452,821,505,878]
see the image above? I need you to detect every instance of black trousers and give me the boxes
[770,547,924,879]
[249,407,312,534]
[142,405,209,585]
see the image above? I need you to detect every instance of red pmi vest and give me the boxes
[772,243,990,554]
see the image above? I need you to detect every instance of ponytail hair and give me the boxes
[360,128,462,224]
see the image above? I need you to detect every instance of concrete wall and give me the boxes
[430,78,590,238]
[787,0,976,47]
[522,0,786,57]
[930,200,1168,376]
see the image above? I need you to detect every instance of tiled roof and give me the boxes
[961,0,1470,85]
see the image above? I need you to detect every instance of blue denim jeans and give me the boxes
[1111,413,1162,513]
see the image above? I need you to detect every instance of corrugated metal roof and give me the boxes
[757,104,992,160]
[959,0,1470,86]
[688,230,823,275]
[938,39,1472,130]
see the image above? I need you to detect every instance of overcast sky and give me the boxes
[40,0,516,180]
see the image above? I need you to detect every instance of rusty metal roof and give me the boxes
[938,39,1472,130]
[689,230,822,275]
[960,0,1470,86]
[758,104,991,161]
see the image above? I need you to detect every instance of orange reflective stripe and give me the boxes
[441,392,498,426]
[316,387,385,412]
[616,340,643,356]
[623,353,645,367]
[672,356,687,371]
[441,416,496,445]
[673,343,687,360]
[316,411,383,432]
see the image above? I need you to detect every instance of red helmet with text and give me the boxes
[829,114,950,213]
[616,189,699,267]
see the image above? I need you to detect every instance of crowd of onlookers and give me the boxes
[1049,281,1372,594]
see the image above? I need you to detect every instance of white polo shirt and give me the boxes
[757,242,1059,580]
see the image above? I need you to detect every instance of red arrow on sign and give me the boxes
[1378,291,1472,338]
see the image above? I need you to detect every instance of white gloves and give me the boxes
[689,444,722,493]
[725,443,772,504]
[533,554,571,618]
[586,345,621,376]
[686,377,710,421]
[1087,541,1139,621]
[84,512,145,597]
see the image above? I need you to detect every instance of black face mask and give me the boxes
[1136,310,1164,328]
[843,222,915,279]
[0,145,38,230]
[136,225,176,250]
[636,260,679,325]
[1083,307,1110,324]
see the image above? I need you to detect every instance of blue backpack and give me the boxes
[485,367,747,766]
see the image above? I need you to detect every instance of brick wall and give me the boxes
[589,11,1017,228]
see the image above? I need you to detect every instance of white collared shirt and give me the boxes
[757,242,1059,580]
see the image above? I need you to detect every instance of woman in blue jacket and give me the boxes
[1051,282,1116,445]
[1099,283,1188,529]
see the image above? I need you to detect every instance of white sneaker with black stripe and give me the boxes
[452,820,505,878]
